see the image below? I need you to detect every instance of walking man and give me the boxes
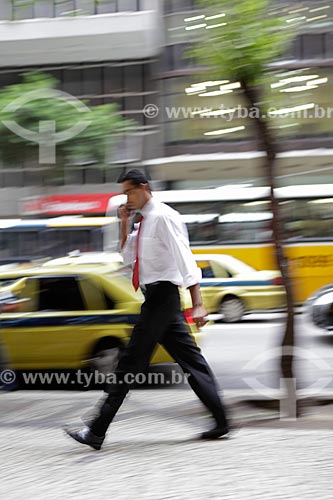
[65,169,229,449]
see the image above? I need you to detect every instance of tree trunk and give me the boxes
[240,78,299,417]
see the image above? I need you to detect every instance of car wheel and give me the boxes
[92,341,121,377]
[219,296,245,323]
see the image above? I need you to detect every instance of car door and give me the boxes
[198,259,232,312]
[2,274,133,370]
[1,276,42,367]
[76,274,134,362]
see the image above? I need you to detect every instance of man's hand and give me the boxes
[118,204,133,250]
[192,304,208,329]
[188,283,208,329]
[118,204,132,222]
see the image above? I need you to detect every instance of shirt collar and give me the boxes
[139,196,155,217]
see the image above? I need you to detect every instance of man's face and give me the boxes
[122,180,147,211]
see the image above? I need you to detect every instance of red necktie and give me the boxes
[132,216,143,291]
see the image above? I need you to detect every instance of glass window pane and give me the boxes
[282,198,333,240]
[12,0,34,20]
[326,34,333,58]
[173,44,194,69]
[164,0,194,14]
[96,0,117,14]
[160,46,174,72]
[64,167,85,185]
[82,67,103,95]
[0,232,19,258]
[118,0,138,11]
[3,171,24,187]
[84,167,105,184]
[35,0,54,17]
[23,170,40,187]
[42,229,71,256]
[124,65,143,92]
[47,69,63,89]
[0,72,20,89]
[69,229,92,251]
[63,68,83,96]
[75,0,95,15]
[168,200,273,244]
[124,95,144,112]
[302,34,324,59]
[54,0,76,17]
[0,0,12,20]
[38,277,85,311]
[104,66,122,94]
[19,231,39,257]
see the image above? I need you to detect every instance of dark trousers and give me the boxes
[90,281,228,437]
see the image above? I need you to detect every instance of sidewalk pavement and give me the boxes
[1,388,332,500]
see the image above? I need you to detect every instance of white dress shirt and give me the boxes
[121,197,201,288]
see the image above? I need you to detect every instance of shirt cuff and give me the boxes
[183,267,202,289]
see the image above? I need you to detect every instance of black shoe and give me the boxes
[200,425,229,440]
[64,426,105,450]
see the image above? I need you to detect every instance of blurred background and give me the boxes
[0,1,332,196]
[0,0,332,302]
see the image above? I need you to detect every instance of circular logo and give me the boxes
[2,88,91,164]
[0,369,16,385]
[242,346,332,397]
[143,104,159,119]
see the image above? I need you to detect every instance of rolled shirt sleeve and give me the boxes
[156,213,202,288]
[121,231,137,267]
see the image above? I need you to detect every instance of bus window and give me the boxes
[218,200,272,243]
[70,229,92,252]
[170,202,221,244]
[185,216,220,244]
[0,231,18,258]
[0,217,118,263]
[0,230,43,262]
[19,231,40,257]
[282,199,333,240]
[42,228,97,256]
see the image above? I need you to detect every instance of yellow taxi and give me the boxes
[41,251,124,269]
[196,254,286,322]
[0,265,201,374]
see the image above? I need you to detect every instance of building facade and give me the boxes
[0,0,332,216]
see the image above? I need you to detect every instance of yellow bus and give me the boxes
[107,184,333,303]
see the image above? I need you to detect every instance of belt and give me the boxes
[140,281,175,294]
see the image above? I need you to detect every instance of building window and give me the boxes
[75,0,95,15]
[54,0,76,17]
[82,67,103,96]
[35,0,54,17]
[301,34,325,59]
[95,0,118,14]
[11,0,34,20]
[63,68,83,96]
[0,60,157,183]
[325,33,333,58]
[4,0,144,20]
[118,0,138,11]
[164,0,195,15]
